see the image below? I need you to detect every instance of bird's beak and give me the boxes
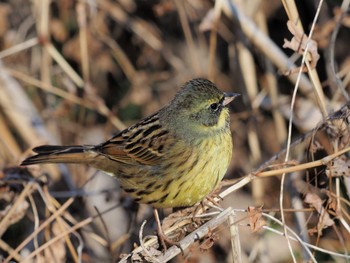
[223,92,240,106]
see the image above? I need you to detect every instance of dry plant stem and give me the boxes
[328,0,350,101]
[97,0,162,51]
[21,216,93,263]
[256,11,287,145]
[281,0,303,29]
[335,179,350,257]
[238,35,263,202]
[221,1,321,105]
[219,145,350,202]
[263,212,350,260]
[4,68,126,131]
[281,46,308,263]
[77,2,90,83]
[119,208,232,262]
[208,0,223,81]
[229,211,242,263]
[5,198,74,263]
[55,210,79,263]
[219,174,255,199]
[0,67,51,151]
[0,239,22,262]
[0,114,21,158]
[279,2,325,260]
[0,183,34,237]
[4,68,86,105]
[174,0,200,76]
[45,43,84,88]
[97,31,137,80]
[305,60,328,116]
[262,213,317,262]
[156,207,232,262]
[43,189,85,259]
[0,37,38,59]
[153,208,176,249]
[262,146,350,177]
[94,206,112,251]
[97,0,183,72]
[111,233,131,252]
[36,0,51,86]
[282,0,327,117]
[139,220,160,263]
[27,194,40,259]
[37,188,79,262]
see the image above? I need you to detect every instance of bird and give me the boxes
[21,78,239,244]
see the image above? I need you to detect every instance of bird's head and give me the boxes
[162,78,239,138]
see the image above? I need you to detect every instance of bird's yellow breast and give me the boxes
[132,129,233,208]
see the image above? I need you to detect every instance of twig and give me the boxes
[208,0,223,81]
[221,1,312,96]
[174,0,200,76]
[0,183,34,237]
[0,37,39,59]
[5,198,74,263]
[4,67,126,130]
[229,210,242,263]
[45,43,84,88]
[262,212,350,260]
[219,145,350,201]
[21,216,93,262]
[328,0,350,101]
[119,207,232,262]
[156,207,232,262]
[139,220,160,263]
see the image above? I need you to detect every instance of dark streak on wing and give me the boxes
[158,193,169,203]
[94,112,172,166]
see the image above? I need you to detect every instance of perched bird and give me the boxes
[22,78,239,209]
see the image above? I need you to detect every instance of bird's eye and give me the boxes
[210,103,219,111]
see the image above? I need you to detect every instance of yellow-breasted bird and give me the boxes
[21,78,239,209]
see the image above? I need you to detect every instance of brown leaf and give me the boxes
[199,228,219,252]
[304,193,334,231]
[326,155,350,178]
[283,20,320,73]
[247,206,266,232]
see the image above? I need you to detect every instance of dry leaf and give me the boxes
[304,193,334,233]
[326,193,338,213]
[326,155,350,177]
[199,228,219,252]
[283,20,320,73]
[247,206,266,232]
[140,246,162,262]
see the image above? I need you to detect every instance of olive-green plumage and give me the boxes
[21,78,239,208]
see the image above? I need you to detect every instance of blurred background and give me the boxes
[0,0,350,262]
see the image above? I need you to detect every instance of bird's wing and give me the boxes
[98,113,171,166]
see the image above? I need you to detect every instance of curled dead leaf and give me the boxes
[304,193,334,233]
[247,206,266,232]
[283,20,320,74]
[199,228,219,252]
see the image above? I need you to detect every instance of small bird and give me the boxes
[22,78,239,209]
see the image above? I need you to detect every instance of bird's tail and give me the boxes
[21,145,95,166]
